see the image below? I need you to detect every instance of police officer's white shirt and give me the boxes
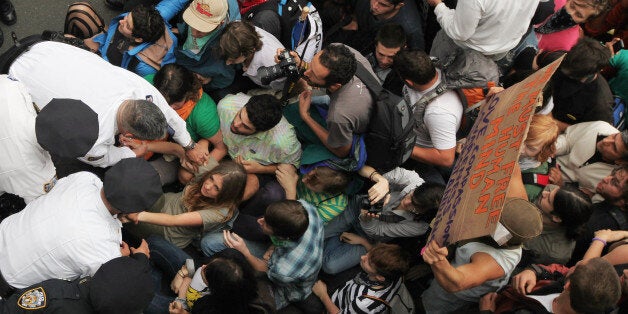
[8,41,192,167]
[0,76,56,204]
[0,172,122,289]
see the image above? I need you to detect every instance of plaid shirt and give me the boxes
[268,200,324,309]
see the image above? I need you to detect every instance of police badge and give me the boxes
[18,287,47,310]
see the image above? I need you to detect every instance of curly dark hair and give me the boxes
[130,5,165,43]
[244,94,283,132]
[318,44,357,86]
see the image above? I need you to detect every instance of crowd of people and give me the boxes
[0,0,628,313]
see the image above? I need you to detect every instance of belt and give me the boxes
[0,268,16,298]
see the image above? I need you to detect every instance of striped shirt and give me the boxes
[332,272,402,314]
[218,93,302,167]
[297,179,347,223]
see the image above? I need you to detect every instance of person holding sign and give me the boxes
[421,198,543,313]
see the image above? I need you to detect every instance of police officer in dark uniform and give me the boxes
[0,252,154,313]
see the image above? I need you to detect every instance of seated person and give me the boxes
[218,93,301,215]
[482,257,622,314]
[275,163,350,223]
[523,185,592,265]
[285,44,375,159]
[554,121,628,198]
[321,167,433,275]
[311,243,410,314]
[481,229,628,313]
[146,239,275,314]
[218,21,287,91]
[571,165,628,262]
[365,23,406,96]
[85,1,187,76]
[144,64,228,184]
[222,200,324,311]
[126,160,247,249]
[421,198,543,313]
[519,114,560,203]
[551,37,614,131]
[0,252,155,313]
[393,49,462,183]
[608,38,628,101]
[175,0,241,94]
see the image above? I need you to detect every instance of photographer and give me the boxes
[219,21,287,92]
[321,167,441,275]
[280,43,376,159]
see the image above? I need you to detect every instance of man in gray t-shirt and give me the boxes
[291,44,375,158]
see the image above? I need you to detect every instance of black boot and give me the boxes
[0,0,16,26]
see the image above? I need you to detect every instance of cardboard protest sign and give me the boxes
[428,57,563,246]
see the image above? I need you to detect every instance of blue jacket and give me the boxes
[93,0,188,76]
[175,0,241,89]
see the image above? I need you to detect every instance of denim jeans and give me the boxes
[145,235,192,314]
[200,231,269,258]
[321,197,368,274]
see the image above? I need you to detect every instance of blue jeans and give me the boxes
[495,27,539,73]
[321,197,368,274]
[145,235,192,314]
[200,231,269,258]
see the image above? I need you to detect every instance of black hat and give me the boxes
[35,98,99,158]
[90,255,154,314]
[103,158,162,213]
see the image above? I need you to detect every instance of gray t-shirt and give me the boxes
[326,45,375,148]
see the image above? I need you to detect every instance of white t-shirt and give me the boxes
[245,27,286,91]
[434,0,540,55]
[0,172,122,288]
[403,70,463,149]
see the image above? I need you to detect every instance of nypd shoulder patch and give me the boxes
[17,287,47,310]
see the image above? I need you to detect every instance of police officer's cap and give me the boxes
[35,98,99,158]
[104,158,162,214]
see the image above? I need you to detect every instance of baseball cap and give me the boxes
[183,0,228,33]
[103,158,162,214]
[35,98,99,158]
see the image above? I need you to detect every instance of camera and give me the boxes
[258,50,301,86]
[360,195,384,214]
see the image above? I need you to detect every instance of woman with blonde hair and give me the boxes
[520,114,561,203]
[126,160,247,248]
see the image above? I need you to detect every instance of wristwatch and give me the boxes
[183,141,196,151]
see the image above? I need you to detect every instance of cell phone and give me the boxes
[613,39,625,52]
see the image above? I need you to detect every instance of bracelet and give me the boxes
[368,170,379,181]
[592,237,607,246]
[177,270,186,278]
[183,141,196,151]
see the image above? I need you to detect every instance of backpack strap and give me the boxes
[354,60,383,96]
[411,80,448,130]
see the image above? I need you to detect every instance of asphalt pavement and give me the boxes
[0,0,119,54]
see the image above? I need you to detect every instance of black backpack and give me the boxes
[355,63,416,173]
